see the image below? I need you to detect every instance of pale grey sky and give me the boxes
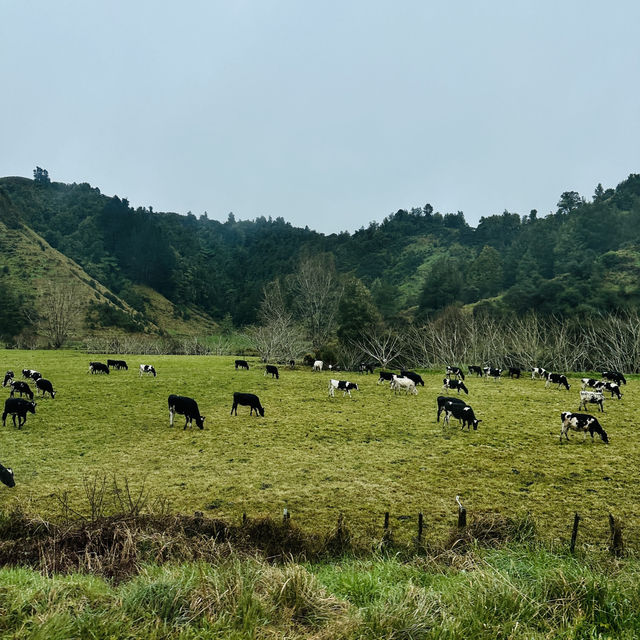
[2,1,639,233]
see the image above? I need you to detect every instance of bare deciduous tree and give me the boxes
[32,282,83,348]
[351,327,404,368]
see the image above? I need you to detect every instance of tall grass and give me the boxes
[1,547,640,639]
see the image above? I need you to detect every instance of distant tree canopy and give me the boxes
[2,172,640,333]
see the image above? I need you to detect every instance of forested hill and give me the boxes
[1,172,640,336]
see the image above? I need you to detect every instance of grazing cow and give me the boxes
[545,373,571,390]
[10,381,33,400]
[329,379,359,397]
[602,370,626,385]
[442,378,469,394]
[35,378,56,399]
[107,359,128,370]
[22,369,41,381]
[359,362,375,374]
[531,367,547,380]
[312,360,323,372]
[168,395,205,429]
[444,401,481,430]
[446,366,465,380]
[2,398,36,429]
[235,359,250,370]
[601,381,622,400]
[0,462,15,488]
[560,411,608,443]
[468,365,483,377]
[400,370,425,386]
[508,367,521,379]
[2,371,14,387]
[390,375,417,395]
[377,371,395,384]
[264,365,279,379]
[231,392,265,416]
[483,367,502,381]
[88,362,109,375]
[436,395,467,422]
[581,378,605,391]
[289,360,295,369]
[579,390,605,413]
[139,364,157,377]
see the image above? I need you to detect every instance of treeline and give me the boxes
[1,172,640,333]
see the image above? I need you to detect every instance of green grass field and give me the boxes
[1,350,638,549]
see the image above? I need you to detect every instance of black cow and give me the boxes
[602,370,626,385]
[508,367,521,379]
[289,360,295,369]
[377,371,396,385]
[139,364,157,377]
[2,398,36,429]
[468,365,483,377]
[2,371,14,387]
[10,380,33,400]
[359,362,375,374]
[443,378,469,394]
[436,395,467,422]
[231,392,265,416]
[88,362,109,375]
[235,360,250,370]
[0,462,15,488]
[545,373,571,390]
[444,401,481,430]
[446,366,465,380]
[36,378,56,399]
[483,367,502,381]
[264,365,279,379]
[107,359,128,370]
[560,412,608,443]
[168,395,205,429]
[400,370,425,386]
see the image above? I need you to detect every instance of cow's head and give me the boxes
[0,464,15,488]
[258,406,265,417]
[473,419,482,431]
[196,415,206,430]
[28,402,36,414]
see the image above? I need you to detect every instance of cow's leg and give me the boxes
[1,412,5,426]
[169,408,175,427]
[184,417,189,430]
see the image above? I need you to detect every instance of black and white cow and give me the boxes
[390,375,417,395]
[329,379,359,397]
[377,371,395,384]
[468,365,483,377]
[22,369,41,381]
[442,378,469,394]
[483,367,502,381]
[446,366,465,380]
[581,378,605,391]
[235,359,250,370]
[0,462,15,488]
[436,395,467,422]
[10,380,33,400]
[231,392,265,416]
[579,390,605,412]
[107,359,128,370]
[139,364,156,377]
[264,365,279,379]
[168,395,205,429]
[601,381,622,399]
[400,370,425,386]
[444,401,481,430]
[560,412,608,443]
[88,362,109,375]
[2,371,14,387]
[545,373,571,390]
[508,367,521,379]
[531,367,547,380]
[602,370,626,385]
[359,362,375,374]
[35,378,56,399]
[2,398,36,429]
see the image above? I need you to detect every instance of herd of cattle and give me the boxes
[0,357,628,490]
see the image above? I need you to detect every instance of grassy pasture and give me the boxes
[0,349,638,548]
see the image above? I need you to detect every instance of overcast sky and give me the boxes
[2,1,639,233]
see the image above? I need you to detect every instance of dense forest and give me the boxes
[1,171,640,343]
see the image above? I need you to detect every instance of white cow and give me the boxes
[312,360,323,372]
[390,375,417,395]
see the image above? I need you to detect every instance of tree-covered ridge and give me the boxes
[1,172,640,331]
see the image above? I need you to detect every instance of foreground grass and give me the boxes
[1,548,639,639]
[0,349,638,549]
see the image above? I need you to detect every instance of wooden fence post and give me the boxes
[417,512,424,544]
[609,513,624,558]
[570,512,580,553]
[456,496,466,529]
